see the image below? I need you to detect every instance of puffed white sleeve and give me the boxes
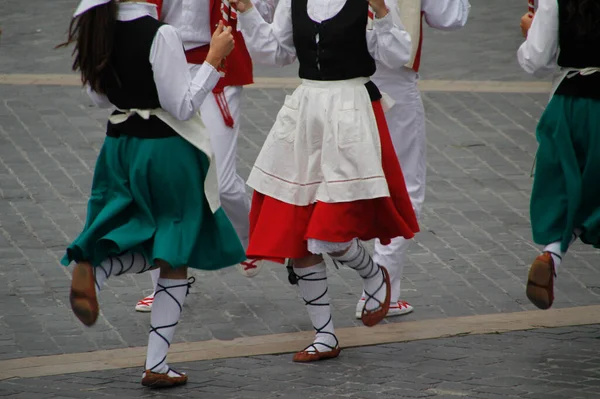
[422,0,470,30]
[149,25,222,120]
[238,0,296,67]
[252,0,279,23]
[366,0,413,70]
[517,0,559,78]
[86,86,112,109]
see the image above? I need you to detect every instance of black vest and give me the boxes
[555,0,600,99]
[292,0,376,82]
[104,16,176,138]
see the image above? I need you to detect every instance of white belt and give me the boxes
[109,108,221,213]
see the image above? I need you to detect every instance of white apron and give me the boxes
[109,109,221,212]
[247,77,391,206]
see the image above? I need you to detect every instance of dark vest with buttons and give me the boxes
[104,16,176,138]
[291,0,381,101]
[555,0,600,99]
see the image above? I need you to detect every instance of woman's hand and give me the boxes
[520,12,534,38]
[230,0,253,14]
[206,21,235,68]
[368,0,389,19]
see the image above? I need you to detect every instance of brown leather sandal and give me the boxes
[293,342,341,362]
[70,262,99,326]
[526,252,556,310]
[142,369,188,388]
[361,265,391,327]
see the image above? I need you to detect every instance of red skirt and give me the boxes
[247,100,419,263]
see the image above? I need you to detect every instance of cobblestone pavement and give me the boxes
[4,84,600,361]
[2,0,600,397]
[2,325,600,398]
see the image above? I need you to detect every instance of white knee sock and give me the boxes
[149,268,160,297]
[94,253,153,293]
[372,236,410,303]
[543,229,582,272]
[330,240,387,312]
[145,278,188,374]
[294,262,338,353]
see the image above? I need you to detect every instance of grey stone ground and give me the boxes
[2,0,600,397]
[2,325,600,399]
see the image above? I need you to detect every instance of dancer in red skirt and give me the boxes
[233,0,419,362]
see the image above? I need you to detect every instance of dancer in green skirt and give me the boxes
[518,0,600,310]
[60,0,244,388]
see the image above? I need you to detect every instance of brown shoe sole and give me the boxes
[293,346,341,363]
[361,266,392,327]
[141,371,188,388]
[526,254,555,310]
[70,263,99,327]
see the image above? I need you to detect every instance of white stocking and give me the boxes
[148,268,160,297]
[330,240,387,312]
[543,228,582,273]
[294,262,338,353]
[145,278,188,374]
[94,253,153,293]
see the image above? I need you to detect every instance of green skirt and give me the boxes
[62,134,246,270]
[531,95,600,252]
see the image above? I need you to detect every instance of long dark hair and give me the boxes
[565,0,600,38]
[57,1,118,94]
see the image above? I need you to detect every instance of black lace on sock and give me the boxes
[147,281,189,372]
[186,276,195,297]
[296,270,338,353]
[301,315,339,353]
[296,271,328,307]
[341,241,386,313]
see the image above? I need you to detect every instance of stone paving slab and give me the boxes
[1,325,600,398]
[1,83,600,362]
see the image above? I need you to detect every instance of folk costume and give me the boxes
[518,0,600,310]
[134,0,278,312]
[356,0,471,319]
[238,0,419,361]
[63,0,245,387]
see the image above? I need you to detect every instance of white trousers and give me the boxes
[199,85,251,248]
[371,71,426,303]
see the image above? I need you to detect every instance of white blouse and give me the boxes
[517,0,559,78]
[238,0,413,70]
[87,2,221,121]
[422,0,470,30]
[159,0,279,50]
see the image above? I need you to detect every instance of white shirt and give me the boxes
[374,0,470,82]
[422,0,470,30]
[87,2,221,121]
[517,0,559,78]
[238,0,413,70]
[159,0,279,50]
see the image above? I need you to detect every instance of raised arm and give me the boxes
[517,0,559,78]
[421,0,470,30]
[367,0,413,69]
[234,0,296,67]
[252,0,279,23]
[150,24,232,120]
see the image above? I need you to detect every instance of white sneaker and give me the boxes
[355,297,413,319]
[135,295,154,312]
[237,259,263,278]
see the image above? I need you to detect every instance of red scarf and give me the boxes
[150,0,254,127]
